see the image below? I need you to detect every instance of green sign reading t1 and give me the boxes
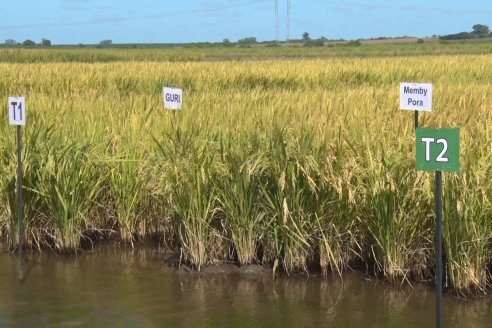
[416,128,460,172]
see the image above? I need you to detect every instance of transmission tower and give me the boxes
[275,0,279,42]
[286,0,291,42]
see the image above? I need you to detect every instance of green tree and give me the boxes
[302,32,311,41]
[472,24,489,35]
[42,38,52,46]
[22,39,35,46]
[237,37,257,45]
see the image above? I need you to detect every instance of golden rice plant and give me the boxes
[0,51,491,293]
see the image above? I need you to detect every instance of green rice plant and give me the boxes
[217,137,266,266]
[173,166,217,270]
[154,121,221,270]
[261,127,317,274]
[315,136,363,277]
[137,152,177,246]
[108,149,146,246]
[33,142,104,251]
[0,129,16,242]
[363,146,433,284]
[2,51,492,294]
[442,173,492,294]
[0,117,53,249]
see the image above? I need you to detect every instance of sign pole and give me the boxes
[414,111,419,129]
[416,127,459,328]
[435,170,443,328]
[8,96,26,281]
[16,125,24,281]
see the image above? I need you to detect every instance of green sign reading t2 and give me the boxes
[416,128,460,172]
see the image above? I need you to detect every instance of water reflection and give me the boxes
[0,244,491,327]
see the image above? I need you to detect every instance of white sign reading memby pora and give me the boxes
[8,96,25,125]
[163,87,183,110]
[400,83,432,112]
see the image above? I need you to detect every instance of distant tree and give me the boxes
[237,37,257,45]
[22,39,36,46]
[41,38,52,46]
[472,24,489,35]
[417,38,425,44]
[440,24,491,40]
[304,39,324,47]
[302,32,311,41]
[222,38,231,46]
[99,39,113,45]
[5,39,17,45]
[440,32,474,40]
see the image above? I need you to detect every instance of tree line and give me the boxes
[5,38,52,46]
[440,24,492,40]
[6,24,491,48]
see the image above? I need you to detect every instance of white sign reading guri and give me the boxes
[163,87,182,110]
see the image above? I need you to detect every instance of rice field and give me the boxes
[1,49,492,295]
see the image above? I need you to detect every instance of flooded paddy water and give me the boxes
[0,243,491,328]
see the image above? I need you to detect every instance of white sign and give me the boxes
[163,87,182,110]
[400,82,432,112]
[8,96,25,125]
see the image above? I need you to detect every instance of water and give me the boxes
[0,244,490,328]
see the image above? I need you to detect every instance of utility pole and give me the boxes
[275,0,279,43]
[286,0,291,42]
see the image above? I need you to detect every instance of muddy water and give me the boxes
[0,244,490,328]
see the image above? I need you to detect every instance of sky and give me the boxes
[1,0,492,44]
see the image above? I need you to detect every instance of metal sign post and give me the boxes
[16,125,24,281]
[416,127,460,328]
[8,96,26,281]
[435,170,443,328]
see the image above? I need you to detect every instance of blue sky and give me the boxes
[1,0,492,44]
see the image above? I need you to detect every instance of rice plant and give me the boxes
[443,173,492,294]
[260,127,319,274]
[0,50,491,293]
[108,149,146,246]
[217,138,266,266]
[154,121,221,270]
[33,142,104,251]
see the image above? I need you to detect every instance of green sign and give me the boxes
[416,128,460,172]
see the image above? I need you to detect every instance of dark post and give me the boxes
[16,125,24,281]
[414,111,419,129]
[435,170,443,328]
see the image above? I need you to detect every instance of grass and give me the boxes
[1,39,492,63]
[0,49,492,293]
